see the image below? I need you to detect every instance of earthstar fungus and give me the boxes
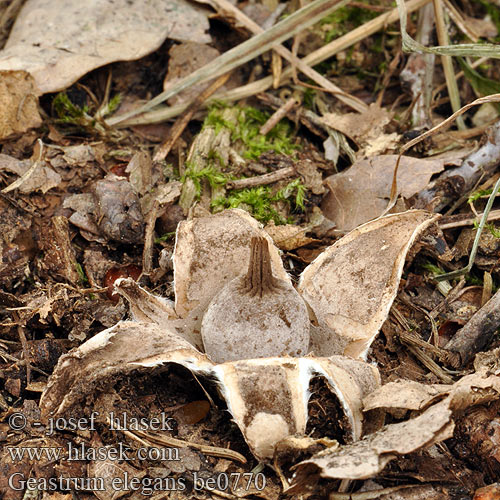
[41,208,438,463]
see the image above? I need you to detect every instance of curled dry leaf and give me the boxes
[93,174,145,244]
[363,380,450,412]
[299,210,440,359]
[201,237,310,362]
[320,104,401,157]
[291,399,455,483]
[264,222,318,251]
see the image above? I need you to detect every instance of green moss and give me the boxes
[203,104,298,160]
[181,162,228,198]
[53,92,91,125]
[212,178,307,224]
[468,188,494,204]
[52,91,121,134]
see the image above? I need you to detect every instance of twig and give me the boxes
[12,312,32,386]
[226,166,296,190]
[444,289,500,368]
[142,200,161,276]
[401,337,454,383]
[439,209,500,229]
[259,98,298,135]
[0,348,49,377]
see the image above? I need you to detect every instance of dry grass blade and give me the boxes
[107,0,349,125]
[108,419,248,464]
[114,0,431,127]
[205,0,367,113]
[397,0,500,57]
[432,0,465,130]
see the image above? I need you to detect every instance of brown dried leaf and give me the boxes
[295,159,325,195]
[0,0,211,93]
[0,71,41,140]
[0,153,61,194]
[298,210,439,359]
[265,222,318,251]
[321,104,401,157]
[321,155,444,231]
[363,380,451,411]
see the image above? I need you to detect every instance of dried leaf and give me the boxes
[0,0,211,93]
[363,380,450,411]
[265,222,318,251]
[299,211,439,359]
[0,70,41,139]
[0,153,61,194]
[321,104,401,157]
[321,155,444,231]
